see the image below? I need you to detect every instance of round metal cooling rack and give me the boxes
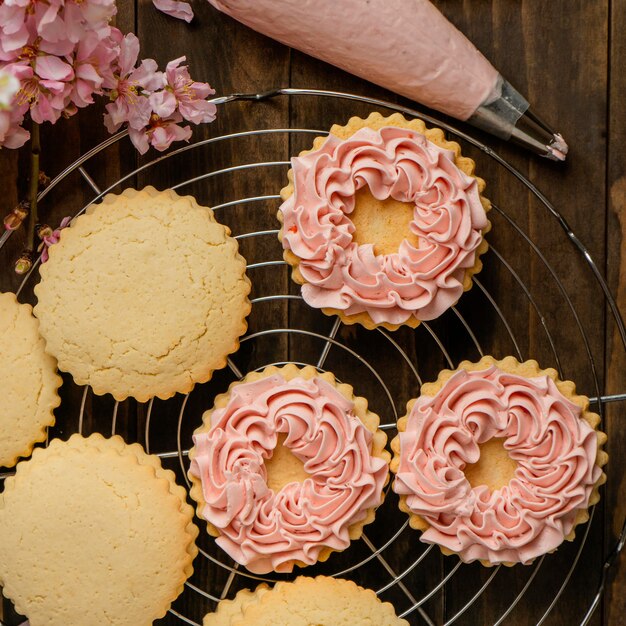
[1,88,625,626]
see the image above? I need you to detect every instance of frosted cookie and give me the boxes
[189,364,390,573]
[278,112,491,330]
[0,434,198,626]
[34,187,251,402]
[0,292,61,467]
[203,576,409,626]
[391,356,608,565]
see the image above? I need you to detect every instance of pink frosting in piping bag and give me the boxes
[207,0,500,120]
[393,366,601,564]
[190,374,389,574]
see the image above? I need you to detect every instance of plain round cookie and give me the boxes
[203,576,409,626]
[34,187,251,402]
[0,292,61,467]
[0,434,199,626]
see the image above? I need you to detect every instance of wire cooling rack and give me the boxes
[1,88,625,626]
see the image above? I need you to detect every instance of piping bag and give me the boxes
[207,0,568,161]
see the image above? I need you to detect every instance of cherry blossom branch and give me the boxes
[0,1,216,154]
[26,121,40,254]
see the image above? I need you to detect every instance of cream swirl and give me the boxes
[190,374,389,574]
[280,126,488,325]
[393,366,601,564]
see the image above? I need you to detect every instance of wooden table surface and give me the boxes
[1,1,625,625]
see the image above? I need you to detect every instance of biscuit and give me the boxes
[391,356,608,566]
[189,364,390,574]
[278,112,491,330]
[203,576,409,626]
[0,433,199,625]
[0,292,61,467]
[34,187,251,402]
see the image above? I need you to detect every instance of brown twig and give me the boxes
[26,121,40,252]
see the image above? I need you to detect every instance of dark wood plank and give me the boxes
[604,0,626,623]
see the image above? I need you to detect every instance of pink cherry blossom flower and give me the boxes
[70,31,118,108]
[31,0,68,47]
[0,67,20,109]
[0,105,29,149]
[0,0,35,59]
[152,0,194,23]
[103,91,152,134]
[103,32,163,132]
[147,88,177,119]
[39,216,72,263]
[109,30,163,93]
[0,0,116,61]
[48,0,116,45]
[70,0,117,37]
[0,0,216,155]
[36,54,75,84]
[159,56,216,125]
[10,60,73,124]
[128,111,191,154]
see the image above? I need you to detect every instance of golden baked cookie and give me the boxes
[391,356,608,566]
[0,433,198,626]
[204,586,269,626]
[278,112,491,331]
[189,364,390,574]
[0,292,61,467]
[34,187,251,402]
[203,576,409,626]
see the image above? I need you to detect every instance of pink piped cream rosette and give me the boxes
[188,364,390,574]
[391,356,608,566]
[278,112,491,331]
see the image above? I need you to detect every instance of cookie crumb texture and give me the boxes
[204,576,409,626]
[0,292,61,467]
[34,187,251,402]
[0,434,198,626]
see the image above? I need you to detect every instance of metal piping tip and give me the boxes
[468,77,568,162]
[548,133,568,162]
[510,108,569,162]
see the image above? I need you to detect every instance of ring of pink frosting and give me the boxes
[279,125,489,325]
[393,365,601,564]
[190,373,389,574]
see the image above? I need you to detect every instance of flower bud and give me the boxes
[14,250,33,275]
[37,224,54,240]
[3,201,29,231]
